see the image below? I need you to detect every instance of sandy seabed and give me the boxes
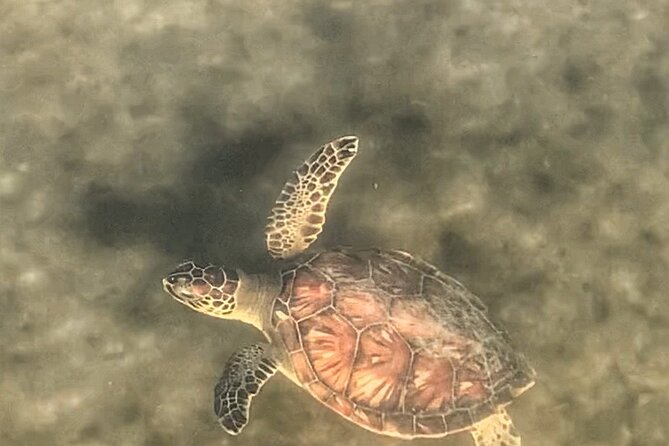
[1,1,668,445]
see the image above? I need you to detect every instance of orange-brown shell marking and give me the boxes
[271,249,534,438]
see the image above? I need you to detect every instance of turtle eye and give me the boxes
[166,272,193,284]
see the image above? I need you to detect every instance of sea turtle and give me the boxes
[162,136,535,445]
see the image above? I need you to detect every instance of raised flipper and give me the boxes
[471,409,521,446]
[265,136,358,259]
[213,343,278,435]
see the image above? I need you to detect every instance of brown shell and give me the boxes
[271,248,534,438]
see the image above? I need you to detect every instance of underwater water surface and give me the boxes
[1,1,668,445]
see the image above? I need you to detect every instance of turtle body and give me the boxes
[162,136,534,446]
[273,248,533,439]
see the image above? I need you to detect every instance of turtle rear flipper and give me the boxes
[471,409,521,446]
[214,343,278,435]
[265,136,358,259]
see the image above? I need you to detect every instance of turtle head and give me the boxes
[162,261,240,319]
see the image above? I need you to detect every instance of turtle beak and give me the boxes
[162,277,192,302]
[162,278,180,300]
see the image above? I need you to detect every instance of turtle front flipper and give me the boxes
[265,136,358,259]
[470,409,521,446]
[214,343,278,435]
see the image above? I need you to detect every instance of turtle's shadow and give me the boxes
[78,109,303,272]
[74,101,325,330]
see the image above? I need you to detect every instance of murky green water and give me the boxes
[2,1,667,445]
